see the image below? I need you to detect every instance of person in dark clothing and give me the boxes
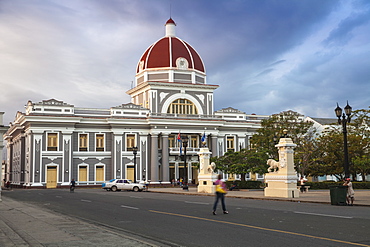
[70,178,76,192]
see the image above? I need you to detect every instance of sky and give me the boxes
[1,0,370,125]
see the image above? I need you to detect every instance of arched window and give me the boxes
[167,99,198,114]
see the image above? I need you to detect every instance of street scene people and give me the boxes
[343,178,355,206]
[212,174,228,215]
[70,178,76,192]
[229,181,238,191]
[300,176,307,192]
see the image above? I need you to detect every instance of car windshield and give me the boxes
[109,179,116,182]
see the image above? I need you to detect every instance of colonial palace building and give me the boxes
[3,19,267,188]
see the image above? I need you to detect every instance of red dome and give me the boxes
[136,19,205,74]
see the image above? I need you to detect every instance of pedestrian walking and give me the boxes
[300,176,307,192]
[70,178,76,192]
[212,174,228,215]
[343,178,355,206]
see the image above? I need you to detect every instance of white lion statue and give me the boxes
[267,159,280,172]
[207,162,216,173]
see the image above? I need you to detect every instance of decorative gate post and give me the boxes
[264,137,299,198]
[197,148,218,193]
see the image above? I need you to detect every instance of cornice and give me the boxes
[127,81,219,95]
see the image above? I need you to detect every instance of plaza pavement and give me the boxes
[148,187,370,206]
[0,188,369,246]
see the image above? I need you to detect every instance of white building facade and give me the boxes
[3,19,267,188]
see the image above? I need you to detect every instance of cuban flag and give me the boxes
[177,132,182,155]
[201,132,206,143]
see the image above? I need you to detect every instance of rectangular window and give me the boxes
[191,135,198,148]
[227,136,234,152]
[47,133,58,151]
[79,134,88,151]
[96,165,104,181]
[96,134,104,152]
[169,135,175,148]
[126,134,135,151]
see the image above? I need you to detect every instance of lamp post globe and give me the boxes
[335,101,352,179]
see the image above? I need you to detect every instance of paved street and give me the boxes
[1,188,370,247]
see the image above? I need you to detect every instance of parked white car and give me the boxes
[102,179,146,192]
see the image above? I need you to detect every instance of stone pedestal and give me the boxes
[264,138,299,198]
[197,148,217,193]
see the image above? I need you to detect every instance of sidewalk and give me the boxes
[0,196,164,247]
[148,187,370,206]
[0,188,369,246]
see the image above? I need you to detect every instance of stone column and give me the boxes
[62,132,72,185]
[150,133,159,182]
[32,132,43,186]
[161,133,169,182]
[112,133,122,179]
[139,133,148,181]
[264,138,299,198]
[211,134,218,157]
[24,130,32,186]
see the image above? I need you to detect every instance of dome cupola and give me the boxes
[136,18,206,85]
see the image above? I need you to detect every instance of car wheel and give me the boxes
[111,186,117,192]
[133,186,139,192]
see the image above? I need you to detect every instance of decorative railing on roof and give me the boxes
[148,113,222,119]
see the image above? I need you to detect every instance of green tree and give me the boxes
[294,130,320,178]
[308,130,344,179]
[353,155,370,182]
[350,107,370,181]
[211,149,268,181]
[309,126,369,181]
[251,110,314,177]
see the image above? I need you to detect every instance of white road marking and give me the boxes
[81,199,92,203]
[121,205,139,210]
[294,211,353,219]
[130,196,143,199]
[56,196,62,198]
[185,201,210,205]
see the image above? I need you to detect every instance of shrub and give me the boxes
[303,181,370,189]
[226,180,264,189]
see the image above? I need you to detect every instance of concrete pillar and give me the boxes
[197,148,217,193]
[62,133,72,185]
[211,134,217,157]
[162,133,169,182]
[264,138,299,198]
[150,134,159,182]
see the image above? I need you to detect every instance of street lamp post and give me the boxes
[182,136,189,190]
[335,101,352,179]
[132,146,138,183]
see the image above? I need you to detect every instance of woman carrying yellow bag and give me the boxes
[212,174,228,215]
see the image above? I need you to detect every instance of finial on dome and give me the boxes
[165,18,176,37]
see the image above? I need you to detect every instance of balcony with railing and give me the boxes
[169,147,202,155]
